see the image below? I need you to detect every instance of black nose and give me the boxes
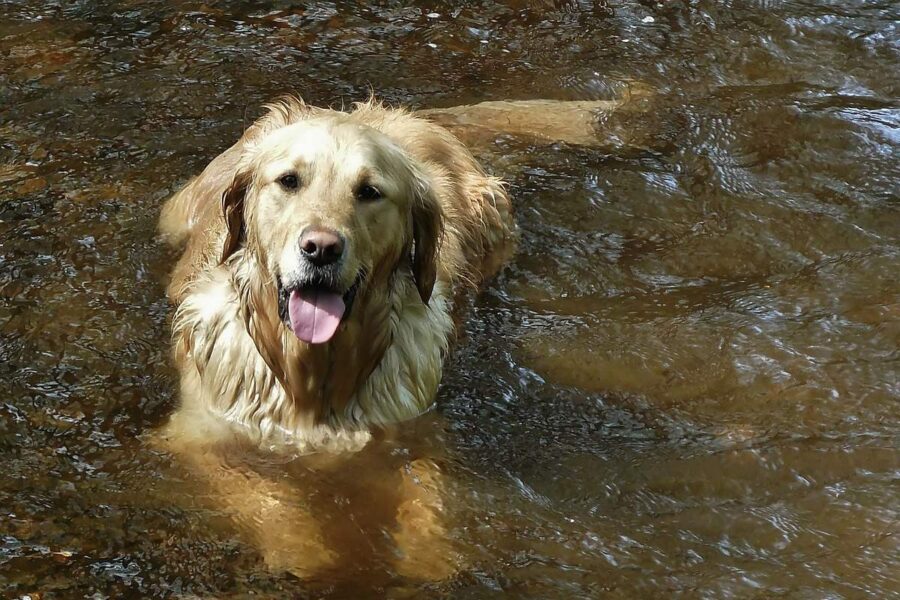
[299,228,344,266]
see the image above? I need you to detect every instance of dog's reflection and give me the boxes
[159,409,457,582]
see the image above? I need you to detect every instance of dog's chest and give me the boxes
[174,270,453,450]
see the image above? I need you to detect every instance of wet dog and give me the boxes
[158,97,516,577]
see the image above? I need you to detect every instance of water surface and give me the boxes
[1,1,898,597]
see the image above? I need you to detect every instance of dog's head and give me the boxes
[219,116,442,345]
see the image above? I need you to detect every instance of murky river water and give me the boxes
[2,1,898,597]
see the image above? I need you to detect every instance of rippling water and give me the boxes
[1,1,898,597]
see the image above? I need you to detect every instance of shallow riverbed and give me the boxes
[1,1,898,597]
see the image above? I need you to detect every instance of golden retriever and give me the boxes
[160,97,514,447]
[157,97,516,578]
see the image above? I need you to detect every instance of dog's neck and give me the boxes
[245,284,390,422]
[233,256,449,432]
[173,249,451,448]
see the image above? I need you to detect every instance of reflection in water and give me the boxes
[1,1,898,597]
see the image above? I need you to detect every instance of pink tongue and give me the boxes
[288,289,346,344]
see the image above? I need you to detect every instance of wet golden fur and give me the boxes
[160,97,515,451]
[156,98,515,577]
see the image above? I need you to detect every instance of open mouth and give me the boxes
[277,273,363,345]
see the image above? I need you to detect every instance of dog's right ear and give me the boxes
[220,170,250,263]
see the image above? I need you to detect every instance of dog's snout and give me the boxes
[299,228,345,266]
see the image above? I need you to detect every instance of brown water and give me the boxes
[2,1,899,597]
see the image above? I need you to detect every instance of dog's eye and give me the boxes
[356,184,382,202]
[279,173,300,190]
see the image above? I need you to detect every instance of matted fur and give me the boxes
[160,97,515,452]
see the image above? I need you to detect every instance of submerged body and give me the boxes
[160,98,516,452]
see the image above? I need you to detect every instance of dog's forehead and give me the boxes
[258,119,392,168]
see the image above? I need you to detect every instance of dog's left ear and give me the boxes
[410,176,443,305]
[220,170,251,263]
